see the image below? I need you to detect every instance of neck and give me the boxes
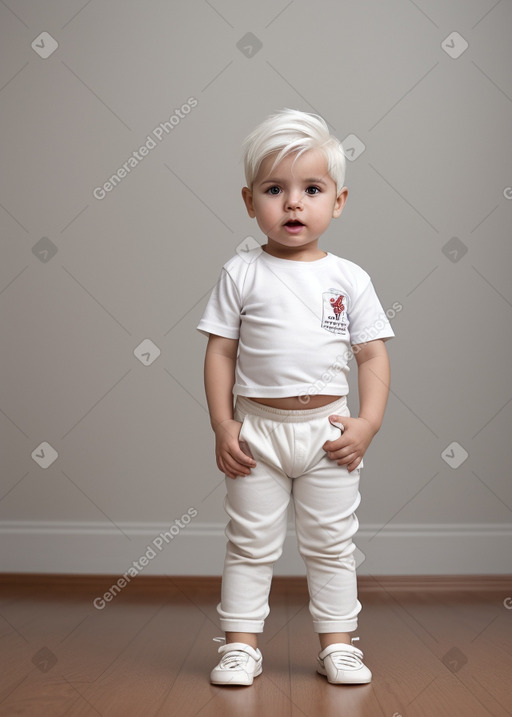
[263,240,326,262]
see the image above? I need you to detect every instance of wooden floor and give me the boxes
[0,574,511,717]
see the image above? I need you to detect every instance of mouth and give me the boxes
[283,219,305,234]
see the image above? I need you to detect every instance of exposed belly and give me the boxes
[248,394,343,410]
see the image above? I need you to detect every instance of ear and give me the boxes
[241,186,256,218]
[332,187,348,218]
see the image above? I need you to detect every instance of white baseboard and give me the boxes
[1,521,511,575]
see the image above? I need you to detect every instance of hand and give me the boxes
[214,419,257,479]
[322,415,376,472]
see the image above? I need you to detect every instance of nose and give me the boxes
[286,192,303,210]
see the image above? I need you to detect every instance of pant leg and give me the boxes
[292,410,362,633]
[217,407,292,633]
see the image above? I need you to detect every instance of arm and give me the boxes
[322,339,390,472]
[204,334,257,479]
[354,338,391,434]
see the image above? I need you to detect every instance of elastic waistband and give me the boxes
[234,395,347,423]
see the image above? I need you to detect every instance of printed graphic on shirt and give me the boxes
[321,289,347,334]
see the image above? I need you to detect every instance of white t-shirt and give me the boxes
[197,248,395,399]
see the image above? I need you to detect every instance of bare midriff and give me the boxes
[248,395,342,410]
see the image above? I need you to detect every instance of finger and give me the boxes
[329,419,345,432]
[219,459,239,480]
[329,414,351,429]
[231,452,255,472]
[337,451,358,467]
[218,455,240,479]
[219,444,255,473]
[328,413,347,424]
[323,417,349,450]
[323,437,347,453]
[326,443,353,460]
[236,444,257,466]
[223,454,253,476]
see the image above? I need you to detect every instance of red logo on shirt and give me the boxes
[329,295,345,319]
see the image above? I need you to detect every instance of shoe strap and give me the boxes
[332,651,364,670]
[218,642,260,660]
[320,642,364,661]
[218,650,252,670]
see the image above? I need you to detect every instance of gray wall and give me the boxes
[1,0,511,575]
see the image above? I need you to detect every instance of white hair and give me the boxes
[242,108,346,194]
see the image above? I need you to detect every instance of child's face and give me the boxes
[242,149,347,253]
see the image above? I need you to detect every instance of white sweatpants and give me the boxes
[217,395,363,634]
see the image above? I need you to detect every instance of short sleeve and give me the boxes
[196,267,242,339]
[348,277,395,346]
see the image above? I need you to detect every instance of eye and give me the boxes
[306,186,321,195]
[267,186,281,195]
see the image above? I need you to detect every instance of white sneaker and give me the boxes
[210,641,263,686]
[317,637,372,684]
